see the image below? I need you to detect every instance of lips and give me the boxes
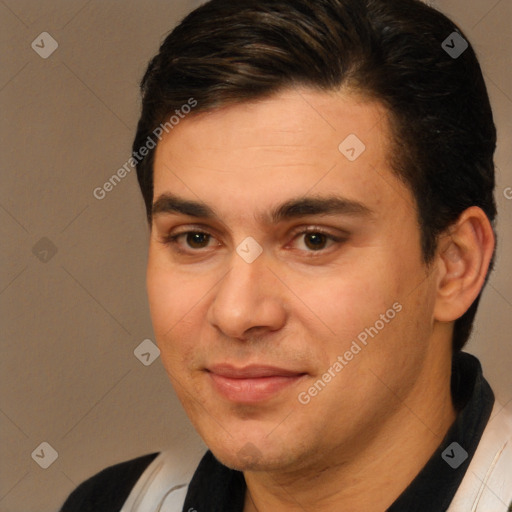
[206,364,307,403]
[208,364,305,379]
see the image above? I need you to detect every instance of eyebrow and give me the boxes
[151,193,373,224]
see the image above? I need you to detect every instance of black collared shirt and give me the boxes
[182,352,495,512]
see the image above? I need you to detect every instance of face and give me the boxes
[147,88,440,473]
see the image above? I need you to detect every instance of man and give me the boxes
[60,0,512,510]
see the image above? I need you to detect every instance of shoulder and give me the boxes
[59,452,159,512]
[448,402,512,511]
[119,443,207,512]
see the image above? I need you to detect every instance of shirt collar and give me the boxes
[387,351,494,511]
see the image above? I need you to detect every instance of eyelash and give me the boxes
[160,227,345,256]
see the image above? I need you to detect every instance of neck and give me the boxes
[243,353,457,512]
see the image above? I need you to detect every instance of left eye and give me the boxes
[293,231,336,251]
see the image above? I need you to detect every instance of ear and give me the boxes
[433,206,495,322]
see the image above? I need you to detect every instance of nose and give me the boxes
[207,251,287,341]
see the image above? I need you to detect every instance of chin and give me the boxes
[208,435,299,472]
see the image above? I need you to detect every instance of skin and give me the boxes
[147,88,495,511]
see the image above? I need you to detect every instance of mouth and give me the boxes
[206,364,308,403]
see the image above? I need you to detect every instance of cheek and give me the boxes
[147,248,200,331]
[147,269,176,336]
[147,257,191,360]
[302,254,427,374]
[146,249,218,373]
[298,264,401,336]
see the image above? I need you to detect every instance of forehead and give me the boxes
[152,88,412,222]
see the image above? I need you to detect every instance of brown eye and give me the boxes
[186,232,211,248]
[303,233,328,250]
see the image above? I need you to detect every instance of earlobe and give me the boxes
[434,207,495,323]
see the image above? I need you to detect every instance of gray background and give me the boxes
[1,1,510,511]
